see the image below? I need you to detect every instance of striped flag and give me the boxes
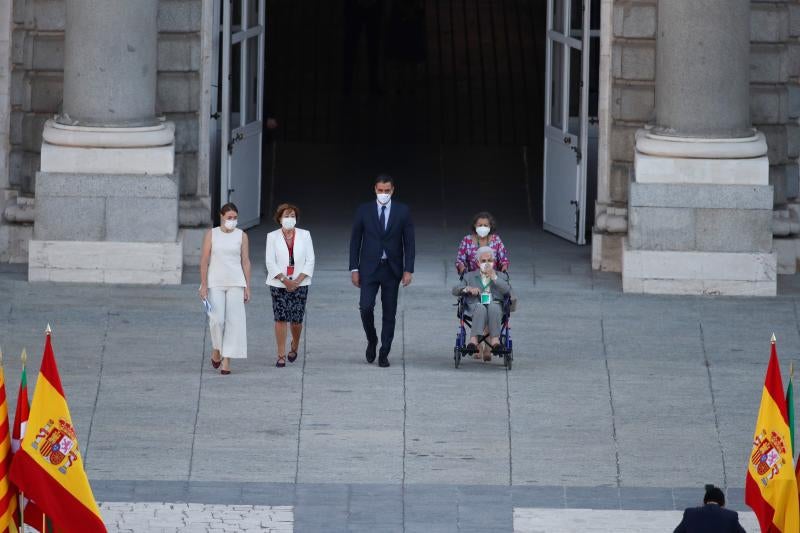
[11,357,47,531]
[746,335,800,532]
[10,361,27,455]
[9,330,105,533]
[0,352,19,533]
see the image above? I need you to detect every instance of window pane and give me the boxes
[570,0,583,39]
[245,36,260,123]
[552,0,565,33]
[568,46,582,136]
[232,0,243,32]
[590,0,600,31]
[589,36,599,117]
[247,0,261,29]
[230,41,242,131]
[550,41,563,129]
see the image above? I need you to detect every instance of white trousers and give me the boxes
[207,286,247,359]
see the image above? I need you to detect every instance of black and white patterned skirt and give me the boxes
[270,285,309,323]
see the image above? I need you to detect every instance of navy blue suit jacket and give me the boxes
[349,200,415,280]
[674,505,745,533]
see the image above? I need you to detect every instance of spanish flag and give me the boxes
[746,335,800,532]
[9,331,105,533]
[0,352,19,533]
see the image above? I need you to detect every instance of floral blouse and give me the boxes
[455,233,510,273]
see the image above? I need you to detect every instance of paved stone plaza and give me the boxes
[1,216,797,531]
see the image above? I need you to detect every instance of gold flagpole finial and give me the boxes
[771,332,777,343]
[0,346,4,366]
[20,348,27,366]
[45,323,52,335]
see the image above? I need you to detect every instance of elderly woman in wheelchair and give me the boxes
[452,246,513,365]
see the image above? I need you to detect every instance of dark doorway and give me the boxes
[261,0,548,229]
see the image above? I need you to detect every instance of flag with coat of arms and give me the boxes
[8,329,105,533]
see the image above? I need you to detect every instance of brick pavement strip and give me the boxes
[99,503,293,533]
[513,508,760,532]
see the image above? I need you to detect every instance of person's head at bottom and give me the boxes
[703,484,725,507]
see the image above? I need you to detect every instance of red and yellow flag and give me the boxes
[746,336,800,532]
[9,332,105,533]
[0,353,19,533]
[11,355,47,531]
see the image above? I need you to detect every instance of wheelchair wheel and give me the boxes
[454,347,461,369]
[504,350,513,370]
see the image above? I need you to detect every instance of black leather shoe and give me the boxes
[366,342,377,364]
[378,354,390,368]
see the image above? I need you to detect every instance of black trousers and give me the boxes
[359,262,400,354]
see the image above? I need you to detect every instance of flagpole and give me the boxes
[39,327,51,533]
[19,348,26,533]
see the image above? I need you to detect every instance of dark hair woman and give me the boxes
[198,202,252,374]
[455,211,510,275]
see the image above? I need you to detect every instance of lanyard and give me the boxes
[283,231,295,266]
[478,276,491,292]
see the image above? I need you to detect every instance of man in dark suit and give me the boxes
[674,485,746,533]
[349,174,415,367]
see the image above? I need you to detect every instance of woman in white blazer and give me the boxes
[265,203,315,367]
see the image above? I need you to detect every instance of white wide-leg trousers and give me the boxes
[207,286,247,358]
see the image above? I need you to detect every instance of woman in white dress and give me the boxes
[199,202,252,374]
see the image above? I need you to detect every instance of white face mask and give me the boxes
[223,218,238,230]
[281,217,296,230]
[377,193,391,205]
[480,261,494,272]
[475,226,491,238]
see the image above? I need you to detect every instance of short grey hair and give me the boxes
[476,246,494,260]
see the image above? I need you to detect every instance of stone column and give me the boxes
[622,0,775,296]
[60,0,159,127]
[654,0,751,139]
[29,0,182,284]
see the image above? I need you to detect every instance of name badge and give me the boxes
[286,265,295,278]
[480,292,491,305]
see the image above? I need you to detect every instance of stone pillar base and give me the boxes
[622,243,776,296]
[34,172,178,242]
[40,119,175,175]
[31,171,181,284]
[623,128,775,296]
[28,240,182,284]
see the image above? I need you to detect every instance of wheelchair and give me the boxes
[453,271,514,369]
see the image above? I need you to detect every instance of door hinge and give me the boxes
[227,131,244,154]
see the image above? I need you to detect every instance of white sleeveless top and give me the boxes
[208,227,246,288]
